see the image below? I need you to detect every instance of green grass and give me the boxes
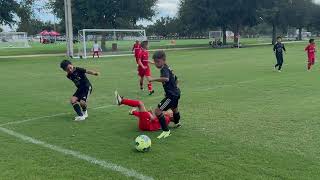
[0,38,275,56]
[1,42,320,179]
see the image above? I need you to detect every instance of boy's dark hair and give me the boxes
[153,50,166,61]
[309,39,315,43]
[141,40,148,48]
[60,60,72,70]
[277,36,282,40]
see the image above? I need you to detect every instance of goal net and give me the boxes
[76,29,146,58]
[0,32,29,48]
[209,31,222,40]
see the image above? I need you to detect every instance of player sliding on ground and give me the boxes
[273,36,286,72]
[137,40,154,95]
[60,60,99,121]
[305,39,316,71]
[132,40,141,64]
[115,91,172,131]
[149,50,181,139]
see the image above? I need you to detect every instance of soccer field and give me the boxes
[0,38,274,57]
[1,42,320,179]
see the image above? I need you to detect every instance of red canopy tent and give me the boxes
[49,31,61,36]
[39,30,50,36]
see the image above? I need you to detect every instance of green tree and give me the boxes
[50,0,157,49]
[0,0,19,26]
[179,0,258,44]
[146,17,181,37]
[286,0,314,40]
[257,0,291,44]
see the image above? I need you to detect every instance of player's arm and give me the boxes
[86,70,100,76]
[273,44,276,53]
[149,77,169,82]
[148,60,155,64]
[283,45,286,52]
[150,68,170,82]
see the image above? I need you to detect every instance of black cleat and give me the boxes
[149,90,155,95]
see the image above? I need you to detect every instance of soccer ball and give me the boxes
[135,135,151,152]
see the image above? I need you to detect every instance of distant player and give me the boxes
[92,41,102,58]
[150,50,181,139]
[305,39,316,71]
[114,91,172,131]
[60,60,99,121]
[132,40,141,64]
[273,36,286,72]
[137,40,154,95]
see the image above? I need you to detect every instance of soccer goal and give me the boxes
[76,29,146,59]
[209,31,223,40]
[0,32,29,48]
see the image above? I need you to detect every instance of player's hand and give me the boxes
[142,66,147,70]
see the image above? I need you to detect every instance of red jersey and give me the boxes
[132,43,141,57]
[138,48,149,67]
[133,111,170,131]
[305,44,316,60]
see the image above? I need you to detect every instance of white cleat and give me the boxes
[83,111,88,118]
[74,116,86,121]
[114,91,123,106]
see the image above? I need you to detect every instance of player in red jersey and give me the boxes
[137,40,154,95]
[132,40,141,64]
[115,91,171,131]
[305,39,316,71]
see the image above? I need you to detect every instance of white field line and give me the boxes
[0,46,207,59]
[0,126,153,180]
[0,104,115,127]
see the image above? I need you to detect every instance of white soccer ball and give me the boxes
[135,135,151,152]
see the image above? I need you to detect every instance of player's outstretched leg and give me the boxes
[115,91,147,111]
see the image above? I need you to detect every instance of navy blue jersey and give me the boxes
[160,64,180,98]
[67,67,92,89]
[273,42,286,55]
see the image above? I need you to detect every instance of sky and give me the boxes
[2,0,180,31]
[2,0,320,32]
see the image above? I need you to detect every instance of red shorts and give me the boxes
[135,112,170,131]
[138,66,151,77]
[308,57,315,64]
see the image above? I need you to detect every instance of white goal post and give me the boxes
[209,31,223,40]
[76,29,146,59]
[0,32,29,48]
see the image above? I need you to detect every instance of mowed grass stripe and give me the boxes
[0,126,154,180]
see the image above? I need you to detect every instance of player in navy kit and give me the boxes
[60,60,99,121]
[150,51,181,139]
[273,37,287,72]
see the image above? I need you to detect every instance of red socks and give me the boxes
[148,82,153,92]
[121,99,141,107]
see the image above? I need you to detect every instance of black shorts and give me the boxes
[73,86,92,102]
[158,96,180,111]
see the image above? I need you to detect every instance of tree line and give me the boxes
[148,0,320,44]
[1,0,320,44]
